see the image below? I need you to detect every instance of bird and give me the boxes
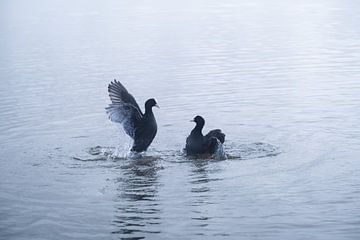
[105,79,159,153]
[185,115,225,156]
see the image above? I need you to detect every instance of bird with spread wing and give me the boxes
[105,80,159,153]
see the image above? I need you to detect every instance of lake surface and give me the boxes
[1,0,360,239]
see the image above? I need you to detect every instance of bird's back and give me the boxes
[186,129,225,155]
[205,129,225,143]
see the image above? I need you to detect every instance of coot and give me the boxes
[105,80,159,152]
[185,115,225,155]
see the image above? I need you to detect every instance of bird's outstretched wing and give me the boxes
[205,129,225,144]
[108,79,143,115]
[105,103,142,138]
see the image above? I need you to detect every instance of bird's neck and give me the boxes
[192,123,204,136]
[144,107,153,117]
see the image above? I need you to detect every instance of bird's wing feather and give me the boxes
[105,103,142,138]
[205,129,225,143]
[108,79,143,115]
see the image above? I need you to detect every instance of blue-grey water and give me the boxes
[1,0,360,239]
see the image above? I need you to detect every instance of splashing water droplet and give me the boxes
[213,141,227,160]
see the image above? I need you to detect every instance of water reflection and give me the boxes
[112,157,162,239]
[188,160,222,231]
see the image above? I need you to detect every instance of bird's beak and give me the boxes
[155,103,160,108]
[190,119,194,122]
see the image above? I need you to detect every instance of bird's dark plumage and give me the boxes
[185,115,225,155]
[105,80,158,152]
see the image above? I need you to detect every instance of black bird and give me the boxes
[185,115,225,155]
[105,80,159,152]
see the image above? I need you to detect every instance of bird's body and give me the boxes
[105,80,158,153]
[185,116,225,156]
[131,104,157,152]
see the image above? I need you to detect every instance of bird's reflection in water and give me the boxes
[188,160,223,231]
[111,156,162,239]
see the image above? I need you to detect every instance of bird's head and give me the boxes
[145,98,159,110]
[190,115,205,126]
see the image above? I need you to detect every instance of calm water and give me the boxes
[1,0,360,239]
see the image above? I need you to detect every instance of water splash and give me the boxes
[213,141,227,160]
[74,142,279,162]
[87,146,114,156]
[111,145,131,159]
[72,145,150,161]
